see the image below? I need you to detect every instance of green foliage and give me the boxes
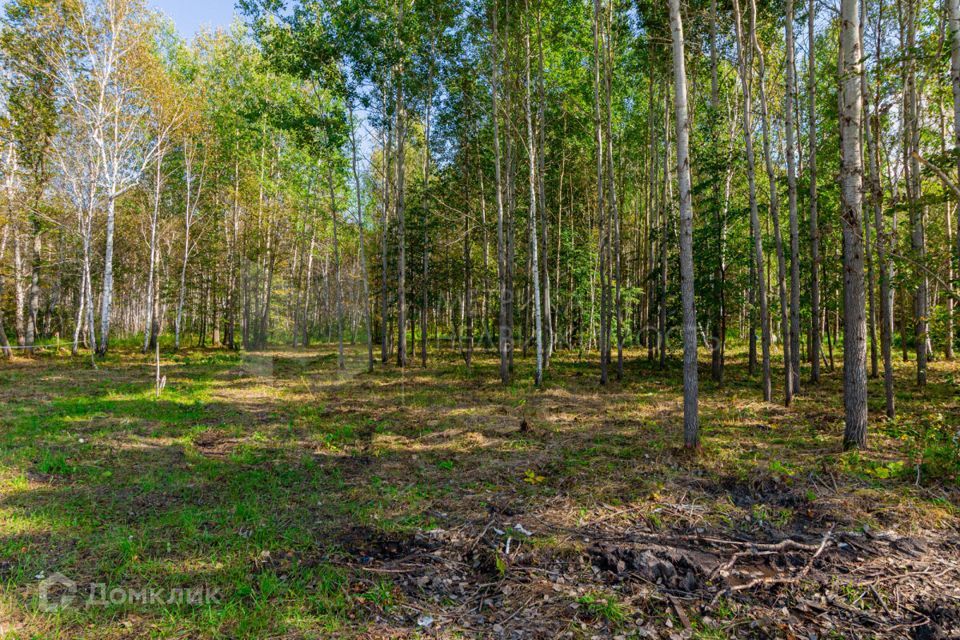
[35,450,74,476]
[360,579,395,611]
[577,591,629,625]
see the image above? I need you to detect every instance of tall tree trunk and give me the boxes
[26,214,41,350]
[464,170,474,368]
[421,53,433,369]
[646,66,658,363]
[668,0,700,449]
[71,252,86,356]
[143,152,164,354]
[13,228,26,346]
[786,0,802,395]
[840,0,869,449]
[0,226,12,358]
[83,213,98,367]
[866,0,895,417]
[525,1,544,387]
[752,0,793,406]
[592,0,608,384]
[808,0,822,383]
[302,232,316,347]
[349,104,374,373]
[602,1,623,381]
[709,0,726,384]
[329,167,345,370]
[659,90,670,371]
[733,0,772,402]
[951,0,960,360]
[396,78,408,368]
[97,194,117,356]
[536,10,553,367]
[175,196,192,350]
[491,1,511,385]
[861,1,878,379]
[903,0,927,385]
[381,92,393,364]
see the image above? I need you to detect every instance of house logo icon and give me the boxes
[38,573,77,612]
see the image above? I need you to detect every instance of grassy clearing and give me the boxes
[0,344,957,638]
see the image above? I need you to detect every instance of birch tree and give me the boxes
[808,0,822,384]
[668,0,700,448]
[751,0,792,406]
[785,0,801,395]
[524,0,544,387]
[840,0,869,449]
[732,0,772,402]
[56,0,170,356]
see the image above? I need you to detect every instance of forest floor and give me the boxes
[0,342,958,639]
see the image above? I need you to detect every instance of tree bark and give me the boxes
[26,216,41,350]
[0,226,12,357]
[659,89,670,372]
[808,0,822,384]
[592,0,608,384]
[668,0,701,449]
[752,0,793,406]
[524,0,544,387]
[865,0,895,417]
[328,166,345,370]
[396,78,408,368]
[786,0,802,395]
[536,10,553,367]
[491,1,511,385]
[381,88,393,364]
[349,104,374,372]
[951,0,960,360]
[840,0,869,449]
[733,0,772,402]
[902,0,927,385]
[421,50,433,369]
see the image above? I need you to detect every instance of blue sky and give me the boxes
[150,0,238,39]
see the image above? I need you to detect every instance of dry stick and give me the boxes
[707,533,833,580]
[469,519,496,551]
[698,536,824,551]
[498,595,536,626]
[869,584,893,618]
[710,525,834,605]
[531,509,830,552]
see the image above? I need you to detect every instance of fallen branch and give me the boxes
[711,525,835,605]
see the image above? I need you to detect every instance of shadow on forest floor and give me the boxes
[0,344,958,638]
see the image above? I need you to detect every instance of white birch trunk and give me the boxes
[733,0,772,402]
[524,0,544,387]
[785,0,802,395]
[840,0,869,449]
[668,0,700,448]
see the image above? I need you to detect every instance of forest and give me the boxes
[0,0,958,637]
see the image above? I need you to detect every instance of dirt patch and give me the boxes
[328,510,960,638]
[193,430,240,459]
[340,526,443,563]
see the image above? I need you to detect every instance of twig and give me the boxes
[498,595,536,626]
[869,584,893,618]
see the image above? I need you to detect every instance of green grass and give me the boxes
[577,590,629,625]
[0,342,957,638]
